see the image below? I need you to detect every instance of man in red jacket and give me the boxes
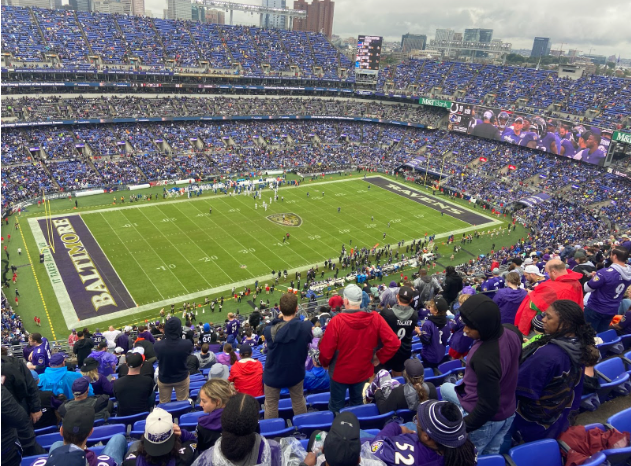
[229,344,264,397]
[514,259,584,335]
[319,284,401,413]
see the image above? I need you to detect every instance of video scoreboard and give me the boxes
[355,35,383,71]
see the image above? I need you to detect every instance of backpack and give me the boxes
[416,279,435,305]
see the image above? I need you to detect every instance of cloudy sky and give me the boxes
[145,0,631,58]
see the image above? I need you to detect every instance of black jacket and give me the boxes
[249,310,262,329]
[1,355,41,415]
[73,338,94,368]
[59,395,112,420]
[154,317,193,384]
[2,385,38,463]
[443,274,464,305]
[374,382,438,414]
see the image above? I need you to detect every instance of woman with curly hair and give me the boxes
[192,393,281,466]
[513,299,599,443]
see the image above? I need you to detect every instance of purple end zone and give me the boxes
[38,216,136,320]
[366,177,491,225]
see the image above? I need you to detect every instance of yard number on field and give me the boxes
[157,264,176,270]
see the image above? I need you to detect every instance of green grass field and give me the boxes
[3,173,527,340]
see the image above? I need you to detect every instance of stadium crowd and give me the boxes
[1,229,631,466]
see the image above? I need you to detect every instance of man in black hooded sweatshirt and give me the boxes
[439,294,522,456]
[154,317,193,403]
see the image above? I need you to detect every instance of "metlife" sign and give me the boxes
[419,98,452,109]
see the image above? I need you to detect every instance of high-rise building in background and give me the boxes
[434,28,454,42]
[12,0,51,8]
[292,0,334,38]
[93,0,127,14]
[530,37,551,58]
[401,33,426,53]
[131,0,144,16]
[452,32,463,42]
[205,8,225,24]
[261,0,287,29]
[464,28,493,42]
[191,3,204,21]
[69,0,91,11]
[166,0,191,20]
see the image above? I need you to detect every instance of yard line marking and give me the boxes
[98,212,165,300]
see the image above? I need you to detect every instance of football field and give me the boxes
[28,176,501,330]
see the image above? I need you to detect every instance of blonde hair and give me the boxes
[458,294,472,305]
[201,379,236,407]
[81,368,99,383]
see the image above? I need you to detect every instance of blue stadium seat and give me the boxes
[107,412,149,431]
[85,424,126,447]
[277,398,295,421]
[293,411,335,436]
[21,455,47,466]
[34,426,59,435]
[580,392,601,412]
[130,420,146,439]
[608,407,631,434]
[619,334,631,350]
[35,432,63,450]
[259,418,295,437]
[395,409,416,423]
[581,421,631,466]
[593,358,631,402]
[411,343,423,354]
[157,400,193,419]
[476,455,507,466]
[179,411,208,431]
[340,404,395,430]
[596,330,624,358]
[508,439,563,466]
[306,393,339,411]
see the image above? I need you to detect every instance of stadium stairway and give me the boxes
[72,10,94,57]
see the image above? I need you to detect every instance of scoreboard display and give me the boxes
[355,35,382,71]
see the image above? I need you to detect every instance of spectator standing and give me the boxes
[67,329,78,347]
[133,334,157,364]
[413,268,442,303]
[572,249,596,286]
[440,294,522,456]
[584,247,631,332]
[493,272,528,324]
[26,333,49,374]
[154,317,193,403]
[113,353,155,417]
[514,300,599,443]
[102,326,121,349]
[1,384,40,464]
[228,344,263,397]
[443,266,464,306]
[379,286,418,376]
[73,331,94,369]
[417,297,451,369]
[1,350,42,424]
[114,326,131,353]
[87,341,118,377]
[515,259,584,335]
[319,284,400,413]
[196,379,236,452]
[263,293,313,419]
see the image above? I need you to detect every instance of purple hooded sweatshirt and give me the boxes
[493,287,528,324]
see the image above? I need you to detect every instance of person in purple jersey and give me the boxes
[493,272,528,325]
[513,300,599,443]
[225,313,240,339]
[546,119,562,154]
[91,329,104,346]
[501,117,525,144]
[416,297,451,369]
[370,400,477,466]
[518,126,538,149]
[558,124,578,158]
[584,246,631,332]
[480,268,505,296]
[26,333,49,374]
[573,130,606,166]
[613,307,631,336]
[32,406,126,466]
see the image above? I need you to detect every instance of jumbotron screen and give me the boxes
[355,35,382,71]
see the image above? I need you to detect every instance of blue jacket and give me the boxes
[263,317,313,388]
[37,367,94,400]
[304,367,330,392]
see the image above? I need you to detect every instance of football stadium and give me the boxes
[1,3,631,466]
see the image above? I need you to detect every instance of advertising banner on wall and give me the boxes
[447,103,611,167]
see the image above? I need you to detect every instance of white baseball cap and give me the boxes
[524,265,544,277]
[143,408,175,456]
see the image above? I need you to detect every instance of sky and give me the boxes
[145,0,631,59]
